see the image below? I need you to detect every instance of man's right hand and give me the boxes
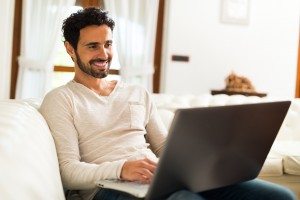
[120,158,157,184]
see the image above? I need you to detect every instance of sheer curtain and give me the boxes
[16,0,75,99]
[104,0,159,92]
[0,0,15,99]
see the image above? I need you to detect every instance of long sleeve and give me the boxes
[39,90,126,190]
[144,90,168,156]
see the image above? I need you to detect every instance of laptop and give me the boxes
[96,101,291,200]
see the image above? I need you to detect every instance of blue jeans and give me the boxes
[92,179,296,200]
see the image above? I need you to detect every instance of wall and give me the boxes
[0,0,15,99]
[160,0,300,98]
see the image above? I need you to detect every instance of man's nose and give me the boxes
[97,46,109,59]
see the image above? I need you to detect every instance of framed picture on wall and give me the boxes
[221,0,250,25]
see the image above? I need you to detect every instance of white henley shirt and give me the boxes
[39,80,167,200]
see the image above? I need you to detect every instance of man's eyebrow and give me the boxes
[84,42,99,46]
[83,40,113,46]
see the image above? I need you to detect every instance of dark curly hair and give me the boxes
[62,7,115,50]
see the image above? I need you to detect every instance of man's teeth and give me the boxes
[93,61,108,67]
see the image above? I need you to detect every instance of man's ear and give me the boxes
[64,41,76,60]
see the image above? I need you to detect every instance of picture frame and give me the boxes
[220,0,250,25]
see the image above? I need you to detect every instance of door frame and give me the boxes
[296,37,300,98]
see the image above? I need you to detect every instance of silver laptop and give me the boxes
[97,101,291,200]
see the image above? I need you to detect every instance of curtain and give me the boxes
[104,0,159,92]
[0,0,15,99]
[15,0,75,99]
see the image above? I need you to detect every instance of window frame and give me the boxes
[10,0,22,98]
[54,65,119,75]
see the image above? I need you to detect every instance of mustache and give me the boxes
[89,58,111,65]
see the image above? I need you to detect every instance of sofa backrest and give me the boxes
[0,100,65,200]
[152,94,300,142]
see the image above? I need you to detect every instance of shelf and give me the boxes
[211,90,267,97]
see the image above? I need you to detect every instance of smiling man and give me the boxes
[39,7,296,200]
[40,8,166,200]
[64,14,115,94]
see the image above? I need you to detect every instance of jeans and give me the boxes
[92,179,296,200]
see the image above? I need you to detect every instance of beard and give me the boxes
[75,51,111,79]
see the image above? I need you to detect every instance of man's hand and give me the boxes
[121,158,157,184]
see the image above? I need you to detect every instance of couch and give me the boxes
[0,99,65,200]
[0,94,299,199]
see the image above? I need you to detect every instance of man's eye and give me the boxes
[88,45,98,49]
[105,42,112,48]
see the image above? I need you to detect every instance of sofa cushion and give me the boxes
[284,156,300,175]
[0,100,65,200]
[277,99,300,141]
[259,156,283,177]
[157,109,174,130]
[271,141,300,175]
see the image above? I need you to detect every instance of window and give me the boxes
[52,5,80,88]
[9,0,164,96]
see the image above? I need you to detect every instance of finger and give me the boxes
[140,161,156,173]
[137,168,154,179]
[140,176,151,184]
[144,158,157,166]
[132,172,149,183]
[137,173,151,184]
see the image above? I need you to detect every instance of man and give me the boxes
[40,7,296,200]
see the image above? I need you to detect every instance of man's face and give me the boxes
[69,25,113,79]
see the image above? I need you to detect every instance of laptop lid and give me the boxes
[146,101,291,200]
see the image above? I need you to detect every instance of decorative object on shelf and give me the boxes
[225,71,255,93]
[211,71,267,97]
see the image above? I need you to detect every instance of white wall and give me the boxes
[0,0,15,99]
[161,0,300,98]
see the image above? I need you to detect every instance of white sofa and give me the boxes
[0,94,299,199]
[0,100,65,200]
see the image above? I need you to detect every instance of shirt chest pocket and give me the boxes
[129,102,146,130]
